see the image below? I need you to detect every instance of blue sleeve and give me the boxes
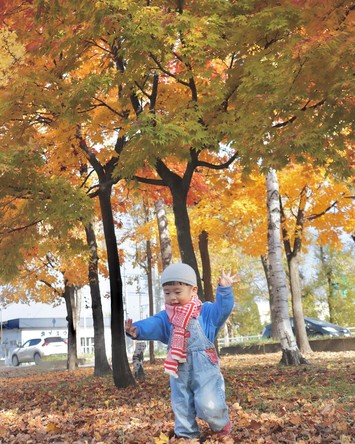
[200,285,234,341]
[131,310,171,344]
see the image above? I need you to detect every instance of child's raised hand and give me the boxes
[218,270,239,287]
[125,319,137,338]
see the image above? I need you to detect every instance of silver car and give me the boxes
[11,337,68,366]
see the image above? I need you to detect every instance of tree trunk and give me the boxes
[154,199,172,269]
[63,283,78,371]
[132,342,146,380]
[319,246,337,323]
[280,187,312,354]
[261,254,279,338]
[98,186,135,388]
[198,230,213,302]
[170,187,204,299]
[288,254,313,353]
[146,239,155,364]
[266,170,308,366]
[84,221,112,376]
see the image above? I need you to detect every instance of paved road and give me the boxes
[0,359,93,378]
[0,362,68,377]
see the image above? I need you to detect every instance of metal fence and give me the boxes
[217,335,262,348]
[217,327,355,348]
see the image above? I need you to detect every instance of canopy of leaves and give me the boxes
[1,0,352,188]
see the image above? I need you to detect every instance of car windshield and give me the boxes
[306,318,334,327]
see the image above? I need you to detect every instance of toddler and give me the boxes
[125,263,236,440]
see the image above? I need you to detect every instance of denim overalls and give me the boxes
[169,318,229,439]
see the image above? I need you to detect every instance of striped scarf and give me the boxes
[164,295,202,378]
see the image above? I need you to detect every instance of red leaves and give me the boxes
[0,351,354,443]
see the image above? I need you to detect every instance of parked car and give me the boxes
[11,337,67,366]
[262,317,351,339]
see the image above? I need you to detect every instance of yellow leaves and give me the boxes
[0,27,25,86]
[154,432,170,443]
[46,422,62,434]
[247,43,262,55]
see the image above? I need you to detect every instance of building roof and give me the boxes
[2,318,68,329]
[1,317,111,329]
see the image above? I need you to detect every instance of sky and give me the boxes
[1,274,271,328]
[1,264,153,323]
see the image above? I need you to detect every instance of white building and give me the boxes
[0,317,112,364]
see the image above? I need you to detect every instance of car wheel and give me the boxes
[12,355,20,367]
[34,353,41,365]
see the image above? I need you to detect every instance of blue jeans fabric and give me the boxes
[169,318,229,438]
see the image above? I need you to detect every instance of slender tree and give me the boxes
[84,221,112,376]
[266,169,308,365]
[154,199,172,270]
[198,230,214,302]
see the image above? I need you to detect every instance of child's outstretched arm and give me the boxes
[218,269,239,288]
[206,270,238,331]
[125,319,137,338]
[124,311,171,344]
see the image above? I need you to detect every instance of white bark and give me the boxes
[266,170,307,365]
[133,341,146,380]
[154,199,172,270]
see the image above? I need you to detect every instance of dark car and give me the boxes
[262,317,351,339]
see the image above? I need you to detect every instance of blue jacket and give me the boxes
[132,285,234,344]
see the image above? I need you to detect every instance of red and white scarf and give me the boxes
[164,295,202,378]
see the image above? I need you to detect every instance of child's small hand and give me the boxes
[218,270,239,287]
[125,319,137,338]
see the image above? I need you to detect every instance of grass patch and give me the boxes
[41,354,68,361]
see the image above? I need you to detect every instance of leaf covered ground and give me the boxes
[0,351,354,443]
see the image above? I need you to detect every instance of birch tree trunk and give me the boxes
[266,170,308,365]
[261,254,279,339]
[154,199,172,269]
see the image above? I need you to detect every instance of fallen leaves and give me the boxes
[0,351,354,443]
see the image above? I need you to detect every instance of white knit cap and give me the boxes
[161,263,197,286]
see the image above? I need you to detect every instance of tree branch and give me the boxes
[306,198,339,221]
[89,98,129,119]
[196,150,239,170]
[132,175,166,186]
[149,53,191,87]
[0,219,43,235]
[76,126,105,178]
[272,99,326,129]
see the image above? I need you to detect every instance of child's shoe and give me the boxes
[214,419,231,436]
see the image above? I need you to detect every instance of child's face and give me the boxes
[163,283,197,306]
